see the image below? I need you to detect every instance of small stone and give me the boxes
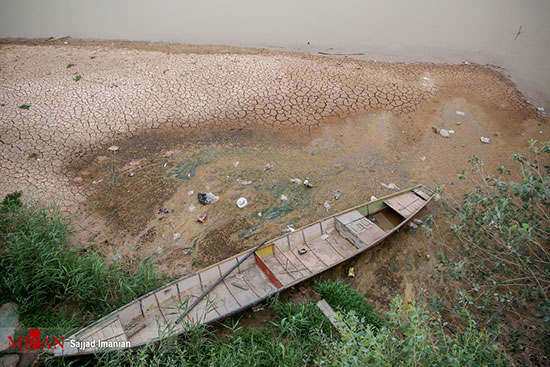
[480,136,490,144]
[108,145,119,151]
[128,172,135,177]
[537,107,544,112]
[420,156,426,162]
[258,212,262,217]
[370,196,377,201]
[188,190,194,195]
[456,121,462,125]
[188,204,196,212]
[439,129,450,138]
[426,254,431,260]
[173,233,181,240]
[448,130,455,135]
[456,110,465,116]
[324,200,331,211]
[413,218,423,225]
[432,126,440,134]
[280,194,288,201]
[408,222,418,229]
[291,178,302,184]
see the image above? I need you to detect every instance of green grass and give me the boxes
[66,63,75,69]
[0,192,166,332]
[18,104,30,110]
[315,280,383,329]
[73,74,82,82]
[28,152,39,160]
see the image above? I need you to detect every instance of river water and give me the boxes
[1,0,549,107]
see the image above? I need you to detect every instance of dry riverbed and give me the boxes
[0,40,548,309]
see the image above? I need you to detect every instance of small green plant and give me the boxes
[90,56,96,59]
[28,152,39,160]
[73,74,81,82]
[315,280,383,329]
[18,104,30,110]
[66,63,75,68]
[317,297,507,367]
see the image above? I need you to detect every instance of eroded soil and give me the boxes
[0,40,548,312]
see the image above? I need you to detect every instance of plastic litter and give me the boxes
[188,190,194,195]
[420,156,426,162]
[408,222,419,229]
[348,267,355,278]
[92,179,104,185]
[236,197,248,208]
[370,196,378,201]
[258,212,262,217]
[449,130,455,135]
[298,248,307,255]
[108,145,119,151]
[333,190,341,200]
[480,137,491,144]
[263,164,274,171]
[198,192,219,205]
[280,194,288,201]
[456,110,465,116]
[234,161,240,167]
[237,178,252,185]
[188,204,196,212]
[283,225,295,233]
[321,234,330,240]
[439,129,450,138]
[173,233,181,240]
[381,183,400,191]
[197,214,207,223]
[324,200,331,212]
[537,107,544,112]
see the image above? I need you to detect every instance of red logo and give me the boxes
[8,329,64,350]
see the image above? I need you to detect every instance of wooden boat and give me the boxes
[54,184,434,357]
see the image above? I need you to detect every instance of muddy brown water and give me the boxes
[1,0,549,108]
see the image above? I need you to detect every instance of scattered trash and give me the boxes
[188,204,196,212]
[290,178,302,185]
[370,196,377,201]
[283,225,296,233]
[198,192,219,205]
[333,190,341,200]
[158,207,169,214]
[280,194,288,201]
[381,183,400,191]
[163,162,167,168]
[426,254,431,260]
[234,161,240,167]
[420,156,426,162]
[236,197,248,208]
[413,218,423,225]
[303,179,313,188]
[128,172,135,177]
[480,136,491,144]
[188,190,194,195]
[456,110,465,116]
[108,145,119,152]
[439,129,450,138]
[537,107,545,112]
[298,248,307,255]
[263,164,274,171]
[252,306,264,312]
[348,267,355,278]
[112,254,122,262]
[324,200,331,212]
[258,212,262,217]
[408,222,419,229]
[92,178,104,185]
[173,233,181,241]
[449,130,455,135]
[237,178,252,185]
[197,214,207,223]
[321,234,330,240]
